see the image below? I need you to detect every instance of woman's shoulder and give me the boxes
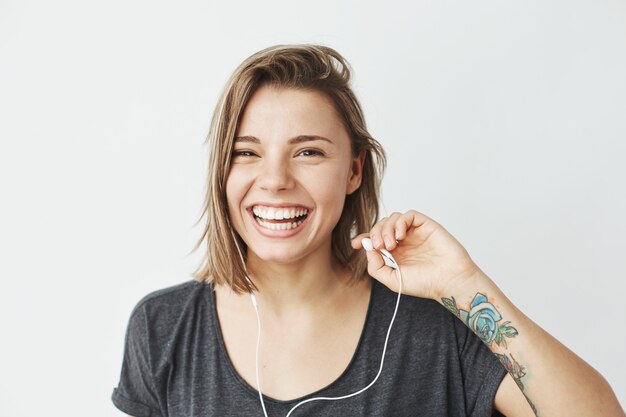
[119,280,214,383]
[126,279,211,334]
[133,279,206,309]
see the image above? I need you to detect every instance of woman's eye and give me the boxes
[232,149,324,158]
[297,149,324,157]
[232,150,256,157]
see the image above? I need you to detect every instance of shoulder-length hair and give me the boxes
[190,43,387,294]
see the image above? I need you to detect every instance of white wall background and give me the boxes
[1,0,624,415]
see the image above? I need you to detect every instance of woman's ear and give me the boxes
[346,149,367,195]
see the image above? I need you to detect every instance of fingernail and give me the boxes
[372,236,381,248]
[384,236,393,248]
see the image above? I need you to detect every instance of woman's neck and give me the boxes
[244,245,352,317]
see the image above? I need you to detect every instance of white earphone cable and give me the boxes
[228,227,269,416]
[250,293,269,417]
[250,253,402,417]
[281,262,402,417]
[229,227,402,417]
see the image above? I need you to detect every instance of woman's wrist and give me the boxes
[433,263,494,303]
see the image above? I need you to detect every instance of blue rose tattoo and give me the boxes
[442,293,518,348]
[464,293,501,344]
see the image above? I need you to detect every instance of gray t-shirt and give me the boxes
[111,278,507,417]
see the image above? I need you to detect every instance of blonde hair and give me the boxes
[190,43,387,294]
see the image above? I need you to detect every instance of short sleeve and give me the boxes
[453,316,508,417]
[111,304,164,417]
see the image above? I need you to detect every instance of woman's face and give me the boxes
[225,85,364,265]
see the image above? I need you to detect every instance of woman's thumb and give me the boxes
[365,247,399,292]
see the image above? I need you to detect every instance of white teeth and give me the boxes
[252,206,308,220]
[256,218,303,230]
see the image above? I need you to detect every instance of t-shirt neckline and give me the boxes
[207,277,377,405]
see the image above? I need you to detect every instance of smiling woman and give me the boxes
[195,46,387,295]
[110,44,624,417]
[225,85,367,268]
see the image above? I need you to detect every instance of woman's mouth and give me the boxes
[249,205,311,234]
[255,216,306,230]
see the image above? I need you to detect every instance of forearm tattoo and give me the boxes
[442,294,538,415]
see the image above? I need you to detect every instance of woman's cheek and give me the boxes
[307,167,350,215]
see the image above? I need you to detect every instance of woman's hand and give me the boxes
[351,210,482,300]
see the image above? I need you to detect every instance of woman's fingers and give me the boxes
[364,243,399,291]
[367,216,386,249]
[368,212,398,250]
[351,210,436,251]
[351,210,417,250]
[381,212,405,250]
[394,215,408,241]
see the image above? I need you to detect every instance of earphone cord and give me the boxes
[284,262,401,417]
[251,293,269,417]
[229,228,270,417]
[228,227,402,417]
[252,260,402,417]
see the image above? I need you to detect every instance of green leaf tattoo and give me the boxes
[441,296,460,318]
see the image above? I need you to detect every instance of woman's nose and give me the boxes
[257,159,296,192]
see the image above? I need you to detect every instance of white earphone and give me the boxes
[229,228,403,417]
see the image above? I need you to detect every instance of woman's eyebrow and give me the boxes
[234,135,334,145]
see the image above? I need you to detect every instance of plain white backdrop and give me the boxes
[0,0,624,415]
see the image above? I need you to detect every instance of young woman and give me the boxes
[111,44,624,417]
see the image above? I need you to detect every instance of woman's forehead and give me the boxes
[236,86,348,144]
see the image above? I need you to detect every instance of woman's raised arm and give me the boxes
[352,209,624,416]
[435,266,623,416]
